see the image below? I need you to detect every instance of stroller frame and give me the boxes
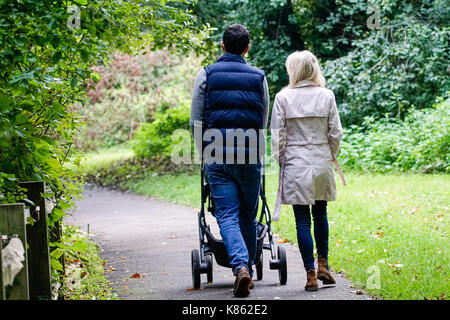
[191,162,287,289]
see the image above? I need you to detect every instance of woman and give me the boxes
[270,50,343,291]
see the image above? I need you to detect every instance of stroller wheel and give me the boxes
[191,249,201,289]
[256,252,263,281]
[277,245,287,285]
[205,254,213,283]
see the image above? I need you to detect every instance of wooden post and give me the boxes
[19,181,52,300]
[0,232,4,300]
[0,203,30,300]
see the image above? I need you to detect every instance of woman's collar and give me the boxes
[292,80,319,88]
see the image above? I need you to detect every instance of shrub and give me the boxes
[339,98,450,173]
[71,52,203,151]
[131,102,192,159]
[324,17,450,125]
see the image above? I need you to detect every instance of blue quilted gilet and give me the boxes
[203,53,265,163]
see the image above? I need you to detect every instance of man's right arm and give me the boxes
[190,68,207,156]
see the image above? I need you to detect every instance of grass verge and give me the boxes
[128,169,449,300]
[55,224,118,300]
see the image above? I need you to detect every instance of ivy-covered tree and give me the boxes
[192,0,449,125]
[324,16,450,125]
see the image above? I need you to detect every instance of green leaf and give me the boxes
[70,77,78,88]
[52,51,62,63]
[50,258,64,271]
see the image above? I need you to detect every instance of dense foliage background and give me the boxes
[0,0,209,204]
[0,0,210,291]
[73,0,449,172]
[1,0,449,300]
[190,0,450,125]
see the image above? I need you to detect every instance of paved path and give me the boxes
[66,183,370,300]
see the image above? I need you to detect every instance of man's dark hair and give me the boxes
[222,24,250,55]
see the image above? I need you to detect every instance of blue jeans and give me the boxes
[205,163,261,276]
[293,201,329,271]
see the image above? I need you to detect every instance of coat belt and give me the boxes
[285,139,328,146]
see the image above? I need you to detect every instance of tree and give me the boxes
[191,0,450,125]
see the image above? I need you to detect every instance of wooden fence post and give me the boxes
[0,232,4,300]
[0,203,29,300]
[19,181,52,300]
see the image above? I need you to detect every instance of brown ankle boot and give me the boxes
[317,258,336,285]
[305,269,318,291]
[233,267,252,297]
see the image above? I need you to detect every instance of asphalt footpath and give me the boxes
[65,183,371,301]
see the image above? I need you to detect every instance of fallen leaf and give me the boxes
[122,286,128,289]
[187,287,204,291]
[356,290,364,295]
[121,256,126,260]
[387,263,403,268]
[170,235,177,239]
[277,239,289,243]
[130,273,141,279]
[408,207,420,214]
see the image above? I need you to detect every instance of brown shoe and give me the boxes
[317,258,336,285]
[305,269,318,291]
[233,267,252,297]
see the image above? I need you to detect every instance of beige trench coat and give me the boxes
[270,80,343,221]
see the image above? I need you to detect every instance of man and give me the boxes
[190,24,270,297]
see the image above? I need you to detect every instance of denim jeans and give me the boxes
[205,163,261,276]
[293,201,329,271]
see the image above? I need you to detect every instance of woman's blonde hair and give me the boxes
[285,50,326,88]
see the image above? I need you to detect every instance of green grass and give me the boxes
[65,145,135,174]
[129,172,200,205]
[127,169,449,300]
[274,173,449,300]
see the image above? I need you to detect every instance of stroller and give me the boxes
[191,163,288,288]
